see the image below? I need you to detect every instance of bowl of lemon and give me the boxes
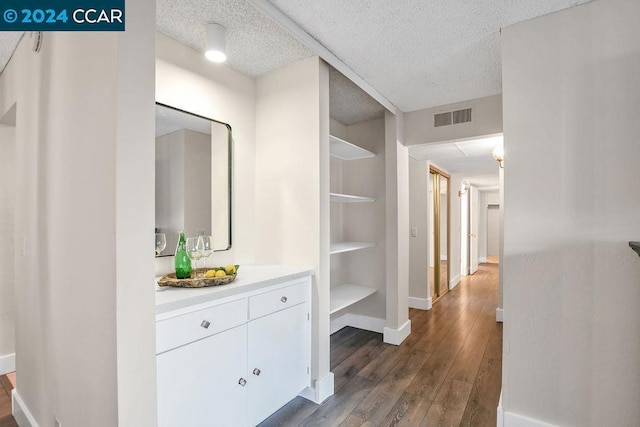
[158,265,239,288]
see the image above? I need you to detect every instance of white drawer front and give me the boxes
[249,281,310,320]
[157,298,247,354]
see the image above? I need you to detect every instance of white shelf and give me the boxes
[330,242,376,255]
[330,284,377,314]
[330,193,376,203]
[330,135,375,160]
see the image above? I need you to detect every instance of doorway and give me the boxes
[430,166,450,302]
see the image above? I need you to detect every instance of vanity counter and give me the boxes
[155,264,314,315]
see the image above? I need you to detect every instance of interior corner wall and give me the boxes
[502,0,640,424]
[409,158,429,300]
[403,94,503,146]
[155,32,257,271]
[0,123,15,362]
[254,56,330,388]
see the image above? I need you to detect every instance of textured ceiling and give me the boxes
[157,0,312,78]
[329,66,385,125]
[409,136,503,188]
[0,32,23,74]
[268,0,592,112]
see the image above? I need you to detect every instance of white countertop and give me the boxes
[155,264,314,314]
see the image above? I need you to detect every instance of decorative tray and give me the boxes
[158,267,238,288]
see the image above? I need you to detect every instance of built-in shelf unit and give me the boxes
[329,133,379,317]
[329,241,376,255]
[329,135,376,160]
[329,284,377,314]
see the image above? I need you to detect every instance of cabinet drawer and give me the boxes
[157,298,247,354]
[249,281,310,320]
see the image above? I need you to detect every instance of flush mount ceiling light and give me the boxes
[205,23,227,63]
[492,146,504,168]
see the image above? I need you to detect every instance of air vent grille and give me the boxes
[434,108,472,127]
[434,112,452,127]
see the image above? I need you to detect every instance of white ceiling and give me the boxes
[409,135,503,188]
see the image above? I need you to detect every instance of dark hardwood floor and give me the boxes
[260,263,502,427]
[0,374,17,427]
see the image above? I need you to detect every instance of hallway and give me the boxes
[261,263,502,426]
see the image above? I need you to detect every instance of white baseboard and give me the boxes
[497,391,556,427]
[496,308,504,323]
[479,256,487,263]
[299,372,334,404]
[408,296,432,310]
[330,313,386,335]
[0,353,15,375]
[13,389,39,427]
[383,319,411,345]
[449,275,461,289]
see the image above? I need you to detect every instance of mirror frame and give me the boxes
[155,102,233,252]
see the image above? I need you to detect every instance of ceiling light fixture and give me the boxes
[492,146,504,168]
[205,23,227,63]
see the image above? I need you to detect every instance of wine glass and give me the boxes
[155,233,166,257]
[200,236,213,271]
[186,237,202,278]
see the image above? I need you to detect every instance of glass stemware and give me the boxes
[155,233,166,257]
[200,236,213,271]
[186,237,202,278]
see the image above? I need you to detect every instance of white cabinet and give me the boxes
[248,302,310,426]
[157,324,248,427]
[156,277,311,427]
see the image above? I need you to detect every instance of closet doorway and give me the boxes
[430,166,450,302]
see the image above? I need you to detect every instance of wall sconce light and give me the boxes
[492,146,504,168]
[205,23,227,63]
[458,182,469,197]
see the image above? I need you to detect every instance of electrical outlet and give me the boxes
[55,417,62,427]
[410,227,418,237]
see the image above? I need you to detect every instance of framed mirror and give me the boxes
[155,102,232,256]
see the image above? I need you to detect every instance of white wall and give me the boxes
[254,57,331,396]
[384,111,410,342]
[448,175,462,288]
[502,0,640,424]
[155,32,257,271]
[404,94,502,146]
[0,122,15,366]
[0,1,157,424]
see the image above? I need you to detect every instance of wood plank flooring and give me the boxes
[260,263,502,427]
[0,374,17,427]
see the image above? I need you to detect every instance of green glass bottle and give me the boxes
[174,231,192,279]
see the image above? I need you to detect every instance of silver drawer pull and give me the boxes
[281,296,288,303]
[253,368,261,376]
[238,378,247,386]
[200,320,211,329]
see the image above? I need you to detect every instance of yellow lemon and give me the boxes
[214,270,227,278]
[225,265,236,275]
[204,270,217,278]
